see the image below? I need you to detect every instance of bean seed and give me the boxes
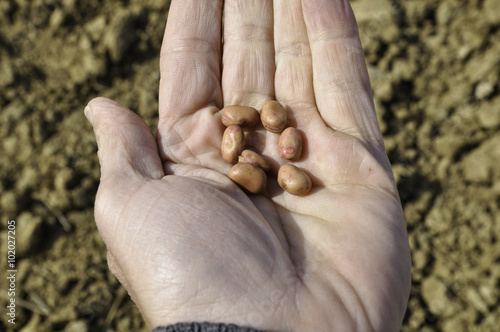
[221,125,244,164]
[228,163,267,194]
[238,150,271,172]
[279,127,302,161]
[221,106,260,127]
[260,101,287,133]
[277,164,312,195]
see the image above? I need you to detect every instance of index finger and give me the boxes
[158,1,223,127]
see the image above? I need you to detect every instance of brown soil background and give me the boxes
[0,0,499,331]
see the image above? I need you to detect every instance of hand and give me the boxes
[85,1,411,331]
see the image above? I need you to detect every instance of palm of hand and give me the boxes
[87,1,411,331]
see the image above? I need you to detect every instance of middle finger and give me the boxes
[222,0,275,109]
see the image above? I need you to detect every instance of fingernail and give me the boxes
[84,105,94,125]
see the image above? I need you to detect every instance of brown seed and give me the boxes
[260,101,287,133]
[228,163,267,194]
[221,106,260,127]
[221,125,244,164]
[277,164,312,195]
[238,150,271,172]
[279,127,303,161]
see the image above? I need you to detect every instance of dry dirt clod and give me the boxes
[228,163,267,194]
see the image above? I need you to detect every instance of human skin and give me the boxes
[84,0,411,331]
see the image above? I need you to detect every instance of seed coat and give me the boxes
[221,106,260,127]
[238,150,271,172]
[279,127,303,161]
[277,164,312,195]
[228,163,267,194]
[260,101,287,133]
[221,125,244,164]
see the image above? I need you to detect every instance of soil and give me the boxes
[0,0,499,331]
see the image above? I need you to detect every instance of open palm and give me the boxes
[85,1,411,331]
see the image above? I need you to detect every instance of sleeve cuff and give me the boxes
[152,322,265,332]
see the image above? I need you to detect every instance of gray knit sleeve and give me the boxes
[152,322,265,332]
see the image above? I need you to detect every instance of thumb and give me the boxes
[85,97,164,182]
